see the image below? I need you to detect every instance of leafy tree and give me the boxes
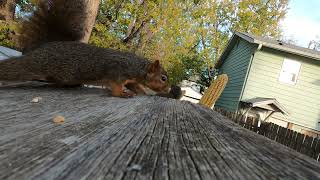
[281,35,298,45]
[90,0,289,85]
[0,20,17,48]
[1,0,290,86]
[0,0,37,49]
[90,0,204,84]
[308,37,320,51]
[232,0,289,37]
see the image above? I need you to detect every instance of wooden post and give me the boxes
[287,122,294,129]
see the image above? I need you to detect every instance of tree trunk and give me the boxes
[0,0,17,21]
[73,0,100,43]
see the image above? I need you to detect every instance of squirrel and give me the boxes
[0,0,174,98]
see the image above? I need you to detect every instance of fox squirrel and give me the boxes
[0,0,176,98]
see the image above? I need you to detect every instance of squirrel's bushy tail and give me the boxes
[18,0,96,53]
[0,58,30,81]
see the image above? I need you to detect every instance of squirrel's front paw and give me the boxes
[121,88,136,98]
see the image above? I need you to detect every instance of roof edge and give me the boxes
[214,33,238,69]
[253,41,320,61]
[215,32,257,69]
[215,32,320,69]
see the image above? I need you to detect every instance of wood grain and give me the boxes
[0,86,320,180]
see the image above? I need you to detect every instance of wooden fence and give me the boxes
[215,108,320,162]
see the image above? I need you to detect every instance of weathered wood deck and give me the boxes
[1,86,320,180]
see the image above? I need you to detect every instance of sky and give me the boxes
[280,0,320,47]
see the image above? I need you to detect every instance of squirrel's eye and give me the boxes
[161,75,167,82]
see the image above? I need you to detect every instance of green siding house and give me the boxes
[215,32,320,134]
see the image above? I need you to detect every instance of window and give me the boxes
[278,59,301,85]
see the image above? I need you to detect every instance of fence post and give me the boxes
[215,108,320,161]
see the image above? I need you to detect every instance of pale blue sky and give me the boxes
[281,0,320,47]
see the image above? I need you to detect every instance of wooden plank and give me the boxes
[0,87,320,180]
[260,122,267,136]
[268,123,276,138]
[282,128,289,146]
[251,118,259,133]
[301,136,313,156]
[309,138,318,159]
[283,128,289,145]
[244,117,252,129]
[278,127,287,144]
[284,129,293,147]
[289,131,298,149]
[239,116,245,127]
[314,138,320,160]
[270,123,279,141]
[257,122,264,135]
[249,118,254,129]
[262,122,272,137]
[276,127,284,144]
[295,133,305,152]
[236,113,244,124]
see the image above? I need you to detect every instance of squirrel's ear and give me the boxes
[148,60,161,72]
[154,60,160,67]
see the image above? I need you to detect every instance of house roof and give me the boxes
[241,97,289,115]
[0,46,22,60]
[215,32,320,68]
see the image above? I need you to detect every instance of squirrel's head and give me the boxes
[145,60,170,93]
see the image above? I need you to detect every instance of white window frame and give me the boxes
[278,59,301,85]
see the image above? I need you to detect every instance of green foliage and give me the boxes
[90,0,289,86]
[167,54,205,84]
[0,20,17,49]
[0,0,37,50]
[90,23,128,50]
[232,0,289,37]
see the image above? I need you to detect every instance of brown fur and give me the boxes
[18,0,98,53]
[0,42,170,97]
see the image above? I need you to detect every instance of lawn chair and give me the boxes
[198,74,228,108]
